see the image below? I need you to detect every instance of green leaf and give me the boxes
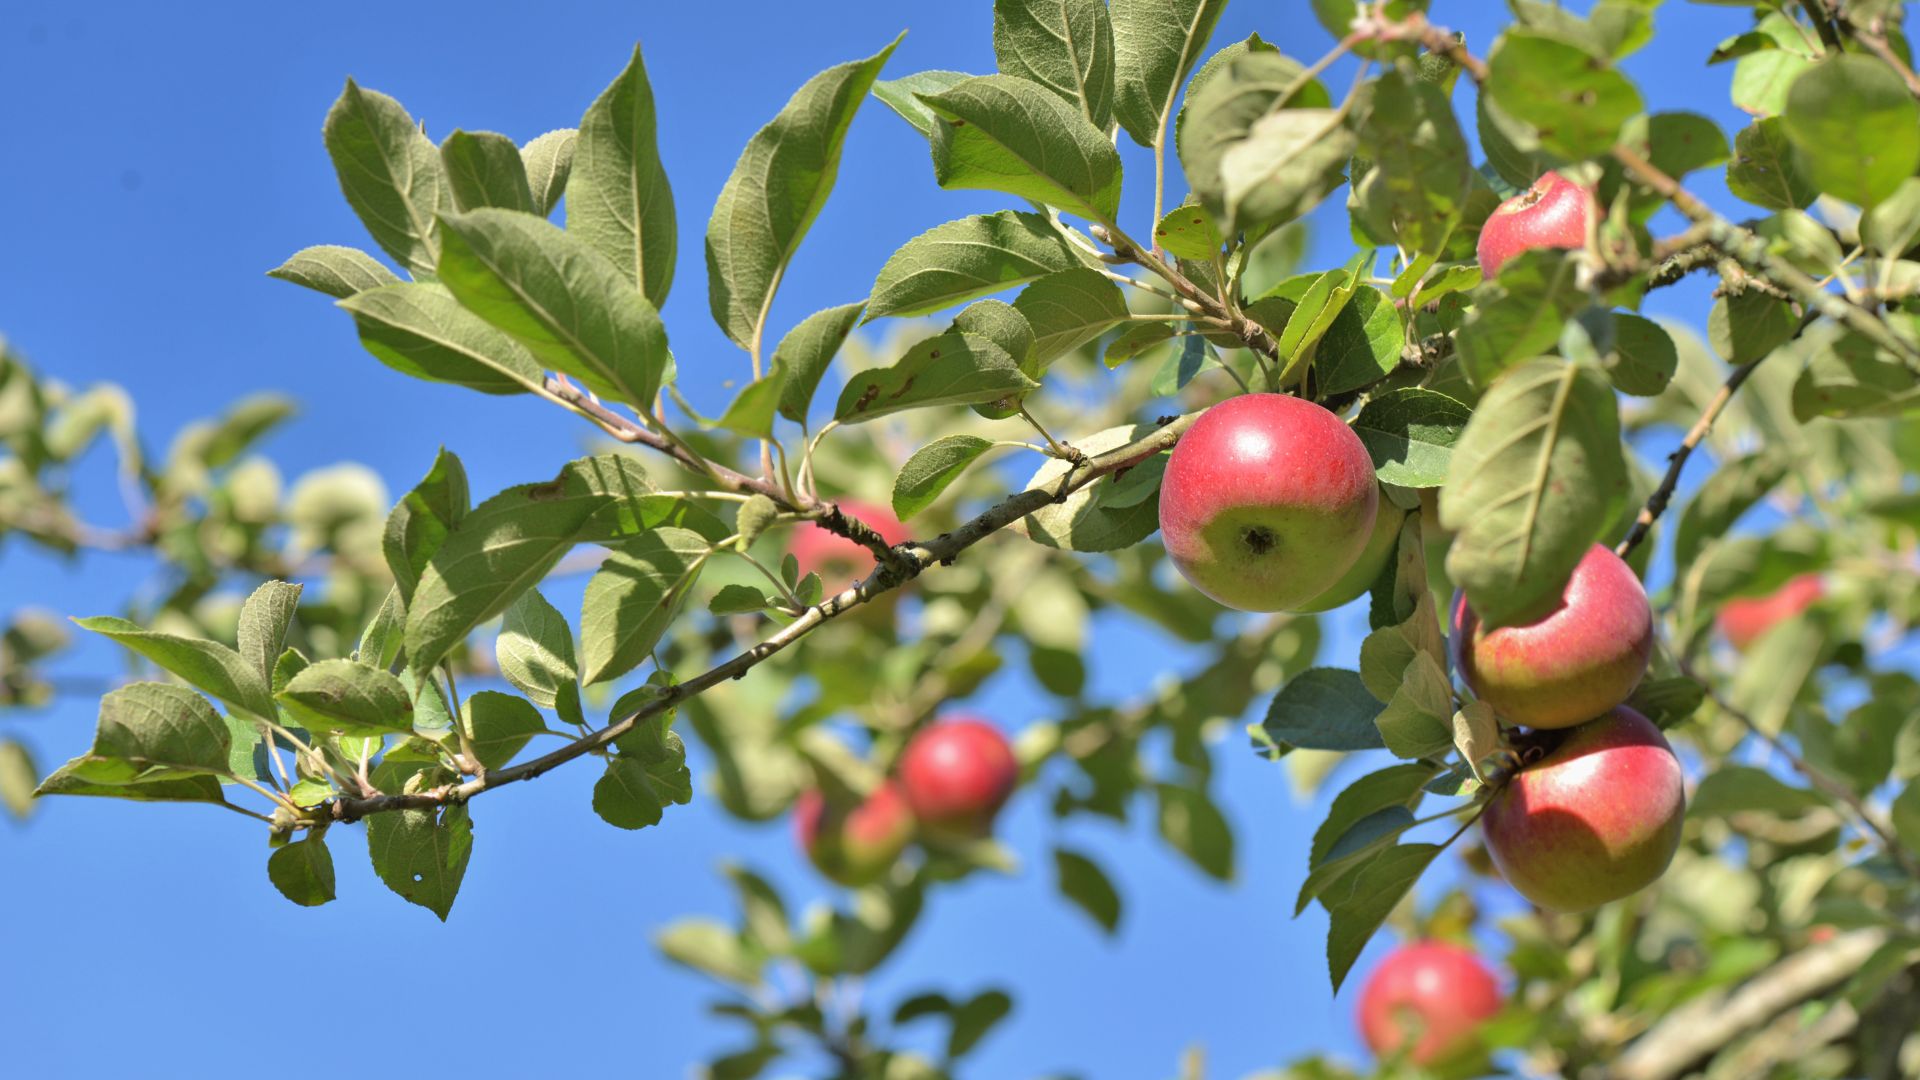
[278,659,414,737]
[439,129,535,214]
[579,527,710,685]
[358,588,405,671]
[367,768,472,920]
[1053,846,1122,934]
[89,682,233,776]
[0,739,36,820]
[519,128,576,217]
[1691,765,1828,819]
[1440,360,1629,629]
[1315,286,1403,398]
[893,434,996,520]
[1351,388,1471,488]
[1176,51,1332,224]
[775,302,867,422]
[1310,764,1436,868]
[404,460,624,674]
[1487,31,1643,160]
[437,208,670,410]
[268,245,400,298]
[1222,107,1355,235]
[709,583,773,616]
[833,331,1037,423]
[1012,267,1130,364]
[268,834,337,907]
[1017,422,1163,552]
[708,37,900,351]
[1152,204,1223,260]
[1454,250,1585,387]
[498,589,585,725]
[658,919,761,985]
[1294,807,1417,914]
[873,70,973,137]
[1784,54,1920,209]
[1643,111,1731,182]
[569,46,676,303]
[867,210,1089,322]
[1627,676,1707,731]
[322,80,452,276]
[1262,668,1388,752]
[1673,449,1787,572]
[1374,654,1454,759]
[1607,313,1678,396]
[1155,782,1234,881]
[1325,843,1443,992]
[74,616,273,719]
[1893,781,1920,856]
[384,447,469,605]
[1709,291,1796,365]
[34,753,225,803]
[1863,178,1920,257]
[594,720,693,829]
[236,581,302,688]
[1791,330,1920,420]
[1352,69,1471,256]
[993,0,1116,129]
[1727,117,1818,211]
[715,372,787,440]
[922,74,1125,223]
[1111,0,1229,148]
[337,283,548,396]
[461,690,545,770]
[948,990,1015,1059]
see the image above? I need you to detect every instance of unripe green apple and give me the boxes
[1476,170,1595,278]
[898,716,1019,840]
[1716,573,1824,650]
[1292,495,1406,613]
[1358,940,1503,1065]
[794,780,915,887]
[1158,393,1379,612]
[1451,543,1652,731]
[1482,706,1685,912]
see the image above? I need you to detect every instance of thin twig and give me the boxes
[322,411,1200,827]
[1679,658,1920,881]
[1614,357,1765,558]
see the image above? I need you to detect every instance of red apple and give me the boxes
[1482,706,1685,912]
[794,780,915,887]
[1716,573,1824,650]
[1158,394,1379,612]
[898,716,1019,840]
[786,498,911,596]
[1293,495,1406,614]
[1358,940,1503,1065]
[1476,170,1595,278]
[1451,544,1652,731]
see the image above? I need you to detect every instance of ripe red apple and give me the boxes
[1716,573,1824,650]
[786,498,911,595]
[1482,706,1685,912]
[1158,394,1379,612]
[794,780,915,887]
[1476,170,1595,278]
[1451,543,1652,731]
[898,716,1019,840]
[1293,495,1406,614]
[1358,940,1503,1065]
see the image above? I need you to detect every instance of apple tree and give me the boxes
[5,0,1920,1076]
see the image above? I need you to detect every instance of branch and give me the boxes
[1613,355,1765,558]
[1612,928,1888,1080]
[536,375,912,577]
[1678,658,1920,881]
[324,411,1199,826]
[1611,145,1920,373]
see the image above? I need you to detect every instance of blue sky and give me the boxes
[0,2,1768,1077]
